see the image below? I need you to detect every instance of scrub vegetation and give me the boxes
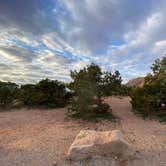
[0,55,165,122]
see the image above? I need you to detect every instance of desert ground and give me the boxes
[0,97,165,166]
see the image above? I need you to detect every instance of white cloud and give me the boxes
[73,60,91,71]
[0,0,166,83]
[153,40,166,54]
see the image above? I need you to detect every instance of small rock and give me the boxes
[114,156,118,160]
[53,161,57,166]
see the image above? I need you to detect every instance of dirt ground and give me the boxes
[0,97,165,166]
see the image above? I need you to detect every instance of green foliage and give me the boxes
[130,55,166,121]
[102,71,122,96]
[101,71,130,96]
[69,63,115,120]
[20,84,40,106]
[21,79,68,108]
[0,81,19,108]
[0,62,126,114]
[117,85,132,96]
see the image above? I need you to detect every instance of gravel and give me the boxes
[0,97,165,166]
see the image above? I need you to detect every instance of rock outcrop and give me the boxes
[67,130,130,161]
[126,77,144,88]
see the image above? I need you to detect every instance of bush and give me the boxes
[97,103,110,113]
[21,79,69,108]
[20,84,41,106]
[68,63,115,121]
[101,71,122,96]
[130,55,166,121]
[0,82,19,109]
[100,71,131,96]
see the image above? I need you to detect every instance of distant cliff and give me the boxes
[126,77,144,88]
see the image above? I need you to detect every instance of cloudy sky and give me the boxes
[0,0,166,84]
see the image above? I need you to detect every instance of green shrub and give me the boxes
[97,103,110,113]
[130,55,166,122]
[101,71,122,96]
[21,79,68,108]
[0,82,19,109]
[68,63,115,121]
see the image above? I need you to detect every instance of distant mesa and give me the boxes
[126,77,144,88]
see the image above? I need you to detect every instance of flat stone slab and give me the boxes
[67,130,130,161]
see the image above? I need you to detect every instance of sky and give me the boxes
[0,0,166,84]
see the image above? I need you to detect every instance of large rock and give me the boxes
[67,130,130,161]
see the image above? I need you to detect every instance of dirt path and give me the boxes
[0,97,165,166]
[0,108,117,166]
[106,97,166,166]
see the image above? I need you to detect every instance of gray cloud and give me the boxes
[0,0,57,35]
[0,46,71,84]
[0,46,36,62]
[0,0,166,83]
[58,0,165,54]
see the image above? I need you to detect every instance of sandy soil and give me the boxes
[106,97,166,166]
[0,97,165,166]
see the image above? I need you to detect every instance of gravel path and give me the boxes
[0,97,165,166]
[106,97,166,166]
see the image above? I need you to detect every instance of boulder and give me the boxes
[67,130,130,161]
